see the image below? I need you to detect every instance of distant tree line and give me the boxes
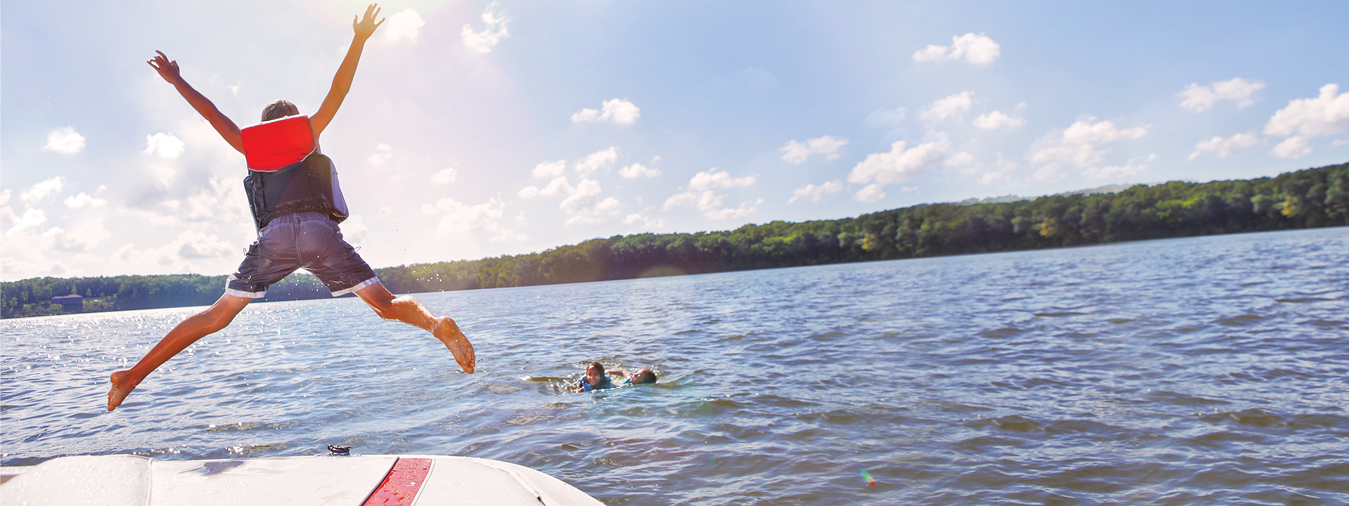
[1,272,336,319]
[4,162,1345,319]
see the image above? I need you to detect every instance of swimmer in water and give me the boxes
[621,368,658,385]
[107,4,474,412]
[575,362,657,392]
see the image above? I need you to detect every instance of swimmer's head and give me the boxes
[585,362,606,386]
[262,99,300,121]
[630,368,657,384]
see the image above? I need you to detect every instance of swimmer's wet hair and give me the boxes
[588,362,605,375]
[632,369,657,384]
[262,99,299,121]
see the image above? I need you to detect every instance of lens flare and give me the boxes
[861,469,877,486]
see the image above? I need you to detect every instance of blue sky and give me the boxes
[3,0,1347,281]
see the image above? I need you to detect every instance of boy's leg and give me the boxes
[290,214,473,372]
[107,294,252,411]
[354,282,475,374]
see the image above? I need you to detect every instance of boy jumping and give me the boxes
[108,4,474,411]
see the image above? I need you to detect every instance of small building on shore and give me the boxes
[50,294,84,313]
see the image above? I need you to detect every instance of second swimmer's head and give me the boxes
[629,368,657,384]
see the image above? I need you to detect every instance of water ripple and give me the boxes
[2,227,1348,504]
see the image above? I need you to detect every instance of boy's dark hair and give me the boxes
[262,99,299,121]
[632,369,657,384]
[588,362,605,375]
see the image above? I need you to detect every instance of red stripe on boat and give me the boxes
[363,458,432,506]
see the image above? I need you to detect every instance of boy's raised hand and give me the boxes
[353,4,385,40]
[147,50,181,83]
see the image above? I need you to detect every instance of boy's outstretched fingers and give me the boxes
[354,3,384,33]
[433,317,475,373]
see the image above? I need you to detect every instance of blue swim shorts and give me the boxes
[225,212,379,298]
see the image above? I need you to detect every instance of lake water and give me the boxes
[3,227,1347,505]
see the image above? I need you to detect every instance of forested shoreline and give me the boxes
[4,162,1346,319]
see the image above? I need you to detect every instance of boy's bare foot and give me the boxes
[107,370,139,411]
[432,317,475,373]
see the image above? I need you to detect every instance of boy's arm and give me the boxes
[148,51,244,153]
[310,4,384,141]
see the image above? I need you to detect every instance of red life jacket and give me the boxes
[240,116,348,230]
[242,115,316,172]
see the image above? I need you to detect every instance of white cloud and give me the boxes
[517,176,575,199]
[533,160,566,178]
[144,133,185,159]
[6,208,46,235]
[21,177,64,204]
[517,176,621,225]
[912,33,1000,65]
[384,9,425,44]
[618,163,661,179]
[1083,154,1155,180]
[185,178,243,223]
[689,169,756,191]
[108,228,241,275]
[847,140,953,188]
[559,179,622,225]
[431,168,458,184]
[0,191,12,229]
[426,197,522,241]
[853,183,886,203]
[946,152,975,166]
[339,215,370,245]
[973,110,1026,130]
[623,212,666,229]
[701,198,761,220]
[663,191,760,220]
[571,99,641,125]
[1030,165,1068,183]
[540,178,574,197]
[1270,136,1312,159]
[1178,78,1265,112]
[107,174,249,281]
[1030,143,1104,169]
[779,136,848,164]
[1028,118,1148,178]
[1061,118,1148,144]
[867,107,907,128]
[175,230,234,259]
[1264,83,1349,138]
[44,127,85,154]
[42,225,241,279]
[732,67,778,93]
[462,2,510,53]
[975,156,1019,185]
[575,147,619,175]
[789,181,843,204]
[368,143,392,166]
[662,192,698,210]
[1188,132,1258,160]
[64,193,107,208]
[664,169,760,219]
[429,197,502,232]
[920,92,973,123]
